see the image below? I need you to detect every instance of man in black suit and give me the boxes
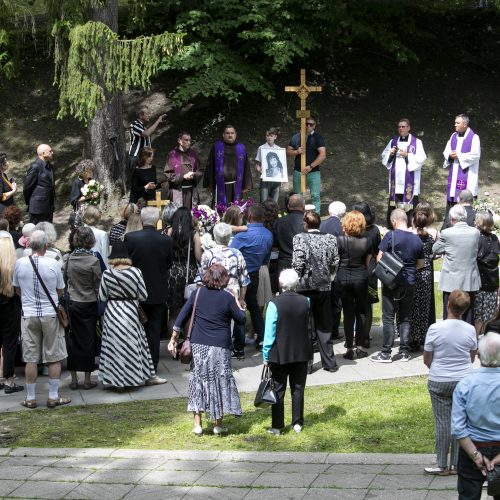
[125,207,173,382]
[320,201,346,340]
[23,144,56,224]
[273,194,305,275]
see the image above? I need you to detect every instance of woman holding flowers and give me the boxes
[70,160,103,225]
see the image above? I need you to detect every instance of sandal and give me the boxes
[83,382,97,390]
[69,382,79,390]
[21,399,37,409]
[47,396,71,408]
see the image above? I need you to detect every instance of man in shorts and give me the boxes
[13,230,70,409]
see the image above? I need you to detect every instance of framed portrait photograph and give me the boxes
[261,147,288,182]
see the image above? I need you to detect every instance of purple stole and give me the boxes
[214,140,246,206]
[447,129,474,201]
[168,148,200,175]
[389,135,417,205]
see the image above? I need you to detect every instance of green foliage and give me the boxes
[56,21,184,124]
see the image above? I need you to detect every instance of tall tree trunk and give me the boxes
[86,0,126,198]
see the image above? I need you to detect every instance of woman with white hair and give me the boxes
[83,206,109,268]
[24,222,63,268]
[263,269,311,435]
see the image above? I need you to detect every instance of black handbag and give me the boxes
[374,231,404,290]
[487,465,500,496]
[179,288,201,364]
[254,366,277,407]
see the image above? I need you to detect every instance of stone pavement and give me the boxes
[0,447,494,499]
[0,325,458,413]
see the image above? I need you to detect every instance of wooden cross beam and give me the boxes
[147,191,170,229]
[285,69,322,193]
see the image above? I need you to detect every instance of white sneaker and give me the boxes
[213,426,228,435]
[267,428,281,436]
[293,424,302,433]
[192,425,202,436]
[146,375,167,386]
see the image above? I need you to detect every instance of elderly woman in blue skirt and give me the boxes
[168,264,246,436]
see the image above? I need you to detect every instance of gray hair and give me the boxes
[328,201,346,218]
[458,189,473,204]
[456,114,470,126]
[478,332,500,367]
[213,223,232,246]
[73,226,96,249]
[141,206,159,227]
[29,230,48,252]
[475,211,494,233]
[390,208,408,225]
[449,204,467,223]
[34,222,57,245]
[162,203,178,227]
[279,269,299,291]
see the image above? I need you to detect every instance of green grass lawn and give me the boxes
[0,377,434,453]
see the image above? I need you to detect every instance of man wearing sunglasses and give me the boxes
[287,118,326,214]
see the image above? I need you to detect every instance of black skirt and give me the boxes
[67,301,98,372]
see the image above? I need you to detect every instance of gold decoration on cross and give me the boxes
[285,69,322,193]
[147,191,170,229]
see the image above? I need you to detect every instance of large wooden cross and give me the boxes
[147,191,170,229]
[285,69,322,192]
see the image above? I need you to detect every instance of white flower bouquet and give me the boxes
[81,179,104,205]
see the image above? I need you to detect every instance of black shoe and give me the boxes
[323,365,339,373]
[343,349,355,360]
[5,383,24,394]
[356,348,368,359]
[255,341,263,352]
[231,349,245,360]
[393,352,411,362]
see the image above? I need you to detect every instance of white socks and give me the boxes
[26,383,36,400]
[48,378,60,400]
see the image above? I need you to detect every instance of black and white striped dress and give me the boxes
[98,267,155,387]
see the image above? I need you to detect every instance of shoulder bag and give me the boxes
[374,231,404,290]
[179,287,201,364]
[254,365,277,407]
[29,256,69,329]
[109,269,148,324]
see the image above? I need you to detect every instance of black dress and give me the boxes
[130,167,157,204]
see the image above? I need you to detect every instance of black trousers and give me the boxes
[338,278,368,349]
[141,303,164,372]
[29,212,53,224]
[0,298,20,379]
[457,445,500,500]
[381,284,415,354]
[330,281,342,337]
[247,270,264,342]
[443,291,475,326]
[270,362,308,429]
[301,289,337,370]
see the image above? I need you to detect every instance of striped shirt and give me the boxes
[129,119,150,156]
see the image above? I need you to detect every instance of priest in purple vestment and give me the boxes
[164,132,203,209]
[203,125,252,208]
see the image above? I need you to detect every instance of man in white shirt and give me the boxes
[13,230,70,409]
[442,113,480,225]
[381,118,426,227]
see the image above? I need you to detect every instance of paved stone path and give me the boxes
[0,447,494,499]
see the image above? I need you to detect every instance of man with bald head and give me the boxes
[23,144,56,224]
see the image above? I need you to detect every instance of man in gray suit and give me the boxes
[432,204,480,324]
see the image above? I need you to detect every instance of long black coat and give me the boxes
[23,158,56,215]
[124,227,173,305]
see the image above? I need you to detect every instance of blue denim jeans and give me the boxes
[293,170,320,213]
[260,180,280,203]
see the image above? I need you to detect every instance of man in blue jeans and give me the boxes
[287,117,326,214]
[371,209,424,363]
[230,204,273,350]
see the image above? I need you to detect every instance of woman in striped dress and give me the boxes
[98,241,155,390]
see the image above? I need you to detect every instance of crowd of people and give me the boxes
[0,108,498,499]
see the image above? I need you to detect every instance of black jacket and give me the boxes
[273,210,304,270]
[124,227,173,304]
[23,158,55,215]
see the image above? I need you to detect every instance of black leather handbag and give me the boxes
[254,366,277,407]
[487,465,500,496]
[374,231,404,290]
